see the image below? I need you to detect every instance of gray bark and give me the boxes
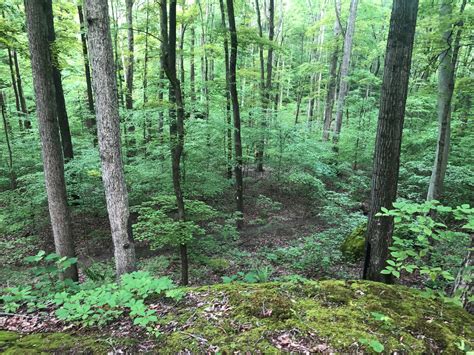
[84,0,136,278]
[322,0,341,141]
[363,0,418,282]
[125,0,134,110]
[333,0,359,145]
[427,0,466,201]
[24,0,78,281]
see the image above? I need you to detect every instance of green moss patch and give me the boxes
[2,280,472,353]
[341,223,366,261]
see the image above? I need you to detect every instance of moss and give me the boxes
[206,257,230,274]
[340,223,366,261]
[2,281,473,353]
[0,331,134,354]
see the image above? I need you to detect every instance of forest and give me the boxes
[0,0,473,352]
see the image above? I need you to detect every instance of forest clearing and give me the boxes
[0,0,473,352]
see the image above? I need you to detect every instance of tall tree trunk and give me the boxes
[322,0,341,141]
[84,0,136,278]
[7,49,21,115]
[427,0,466,201]
[363,0,418,283]
[24,0,78,282]
[190,26,196,106]
[143,0,150,144]
[219,0,233,180]
[125,0,134,110]
[13,50,30,129]
[110,0,125,108]
[160,0,188,285]
[46,0,74,161]
[333,0,359,146]
[158,68,165,142]
[0,92,16,189]
[77,5,95,114]
[226,0,244,228]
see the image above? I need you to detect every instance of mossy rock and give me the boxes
[159,280,474,353]
[2,281,473,353]
[0,331,136,354]
[341,223,366,261]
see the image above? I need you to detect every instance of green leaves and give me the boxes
[359,337,384,353]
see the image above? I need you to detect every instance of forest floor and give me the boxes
[0,172,362,288]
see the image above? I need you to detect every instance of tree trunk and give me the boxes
[160,0,188,285]
[363,0,418,283]
[84,0,136,278]
[45,0,74,161]
[0,92,16,189]
[427,0,466,201]
[7,49,21,115]
[226,0,244,228]
[125,0,134,110]
[77,5,95,114]
[13,50,30,129]
[24,0,78,282]
[333,0,359,145]
[190,26,196,105]
[110,0,125,108]
[322,0,341,141]
[219,0,233,180]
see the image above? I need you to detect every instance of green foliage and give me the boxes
[379,200,472,290]
[340,223,366,261]
[132,195,218,249]
[222,266,273,284]
[1,251,79,313]
[54,271,183,335]
[359,337,385,353]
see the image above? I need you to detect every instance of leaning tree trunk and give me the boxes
[24,0,78,282]
[13,50,30,128]
[322,0,341,141]
[363,0,418,283]
[7,49,21,115]
[333,0,359,146]
[226,0,244,228]
[45,0,74,161]
[84,0,136,278]
[426,0,466,201]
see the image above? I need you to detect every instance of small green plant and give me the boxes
[359,337,384,353]
[222,266,273,284]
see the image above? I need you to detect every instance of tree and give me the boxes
[0,91,16,189]
[125,0,134,110]
[363,0,419,283]
[322,0,342,141]
[45,0,74,161]
[24,0,78,281]
[427,0,467,201]
[84,0,136,278]
[333,0,359,146]
[77,5,94,114]
[160,0,188,285]
[226,0,244,228]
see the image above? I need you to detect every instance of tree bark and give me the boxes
[125,0,134,110]
[7,49,21,115]
[226,0,244,228]
[24,0,78,282]
[45,0,74,161]
[322,0,341,141]
[333,0,359,145]
[219,0,233,180]
[84,0,136,278]
[0,92,16,189]
[160,0,188,285]
[363,0,418,283]
[427,0,466,201]
[190,26,196,105]
[78,5,95,114]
